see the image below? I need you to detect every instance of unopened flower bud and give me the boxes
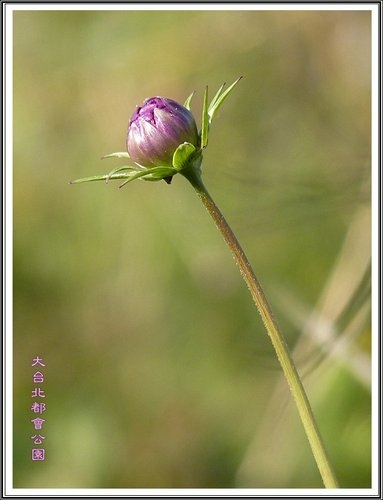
[127,97,199,168]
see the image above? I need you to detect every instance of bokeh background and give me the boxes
[13,8,371,489]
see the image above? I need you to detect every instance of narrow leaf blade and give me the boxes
[208,76,242,123]
[183,91,195,111]
[200,86,209,149]
[70,172,132,184]
[106,165,140,183]
[101,152,130,159]
[144,166,177,179]
[208,82,226,113]
[118,166,176,188]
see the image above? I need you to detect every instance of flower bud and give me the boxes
[127,97,199,168]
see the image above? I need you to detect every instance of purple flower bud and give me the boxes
[127,97,199,168]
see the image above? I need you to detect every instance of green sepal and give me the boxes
[70,165,176,187]
[209,82,226,112]
[200,86,209,149]
[106,165,144,183]
[70,172,134,184]
[172,142,196,171]
[101,152,131,159]
[183,91,195,111]
[141,166,177,181]
[208,76,242,124]
[118,166,176,188]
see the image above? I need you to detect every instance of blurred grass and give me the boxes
[13,9,371,488]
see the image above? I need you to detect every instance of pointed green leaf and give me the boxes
[70,165,177,187]
[118,169,159,188]
[208,82,226,113]
[106,165,142,183]
[183,91,195,110]
[118,166,176,188]
[70,172,133,184]
[200,86,209,149]
[101,152,130,159]
[143,166,177,179]
[172,142,196,171]
[208,76,242,124]
[141,176,165,182]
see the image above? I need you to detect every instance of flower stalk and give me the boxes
[71,78,338,488]
[182,164,338,489]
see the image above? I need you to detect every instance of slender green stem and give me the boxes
[182,168,338,488]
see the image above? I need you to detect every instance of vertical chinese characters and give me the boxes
[31,356,46,461]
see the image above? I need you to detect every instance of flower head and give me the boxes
[70,77,242,187]
[127,97,199,168]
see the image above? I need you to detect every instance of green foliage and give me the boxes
[172,142,196,171]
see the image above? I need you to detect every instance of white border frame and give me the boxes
[4,2,380,497]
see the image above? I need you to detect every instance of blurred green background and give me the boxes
[13,9,371,489]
